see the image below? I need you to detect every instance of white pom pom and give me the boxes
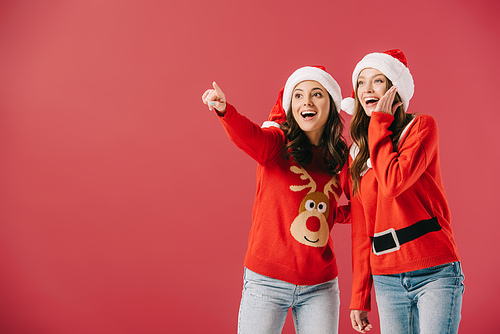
[341,97,355,115]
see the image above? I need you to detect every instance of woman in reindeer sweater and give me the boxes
[342,49,464,334]
[202,66,349,334]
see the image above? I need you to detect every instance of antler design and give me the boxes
[324,177,340,201]
[289,166,317,194]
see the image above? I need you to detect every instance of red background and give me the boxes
[0,0,498,333]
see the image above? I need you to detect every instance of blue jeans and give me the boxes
[373,261,465,334]
[238,268,340,334]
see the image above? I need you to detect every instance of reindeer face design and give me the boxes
[289,166,339,247]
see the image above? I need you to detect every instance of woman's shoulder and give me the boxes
[402,113,438,137]
[263,126,287,145]
[402,113,439,143]
[412,113,438,128]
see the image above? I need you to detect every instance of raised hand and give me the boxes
[374,86,403,115]
[201,82,227,113]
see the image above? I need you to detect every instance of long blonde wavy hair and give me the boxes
[349,77,415,194]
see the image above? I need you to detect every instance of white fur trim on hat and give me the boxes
[351,52,414,113]
[282,66,342,115]
[341,97,356,115]
[261,121,281,129]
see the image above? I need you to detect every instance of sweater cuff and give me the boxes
[216,103,236,119]
[349,304,371,312]
[349,294,371,311]
[370,111,394,126]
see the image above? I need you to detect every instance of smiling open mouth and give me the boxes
[364,98,379,106]
[301,111,317,119]
[304,236,319,243]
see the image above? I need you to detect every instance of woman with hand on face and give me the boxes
[342,49,464,334]
[202,66,349,334]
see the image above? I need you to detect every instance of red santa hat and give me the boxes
[261,87,286,129]
[341,49,414,115]
[262,66,342,128]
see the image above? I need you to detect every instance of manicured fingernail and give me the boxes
[210,102,215,106]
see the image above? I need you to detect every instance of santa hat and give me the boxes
[341,49,414,115]
[261,87,286,129]
[262,66,342,128]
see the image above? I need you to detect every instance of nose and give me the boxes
[303,96,313,106]
[364,82,374,93]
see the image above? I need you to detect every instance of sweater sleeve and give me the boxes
[349,193,373,311]
[334,205,350,225]
[218,103,286,164]
[368,112,438,198]
[333,162,351,225]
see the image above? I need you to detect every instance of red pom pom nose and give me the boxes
[306,216,321,232]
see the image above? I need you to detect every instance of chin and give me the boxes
[364,108,374,117]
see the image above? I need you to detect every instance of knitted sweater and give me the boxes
[219,103,349,285]
[349,112,460,311]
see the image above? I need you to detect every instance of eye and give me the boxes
[317,202,327,213]
[313,92,323,97]
[375,78,384,83]
[357,80,364,86]
[305,199,315,211]
[294,93,303,99]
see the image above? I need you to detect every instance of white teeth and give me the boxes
[364,97,379,105]
[301,111,317,118]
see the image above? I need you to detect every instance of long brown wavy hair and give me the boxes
[350,78,415,194]
[280,94,348,175]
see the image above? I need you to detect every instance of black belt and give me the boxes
[371,217,441,255]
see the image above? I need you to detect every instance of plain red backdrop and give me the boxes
[0,0,498,333]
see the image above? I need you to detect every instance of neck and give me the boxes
[307,134,321,146]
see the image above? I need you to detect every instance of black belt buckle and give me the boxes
[372,228,400,255]
[371,217,441,256]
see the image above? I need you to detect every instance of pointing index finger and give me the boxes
[213,81,224,96]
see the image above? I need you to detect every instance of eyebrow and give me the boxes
[293,87,325,92]
[358,74,386,80]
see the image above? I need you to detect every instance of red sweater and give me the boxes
[219,104,349,285]
[350,112,460,311]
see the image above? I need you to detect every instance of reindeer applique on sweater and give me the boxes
[289,165,339,248]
